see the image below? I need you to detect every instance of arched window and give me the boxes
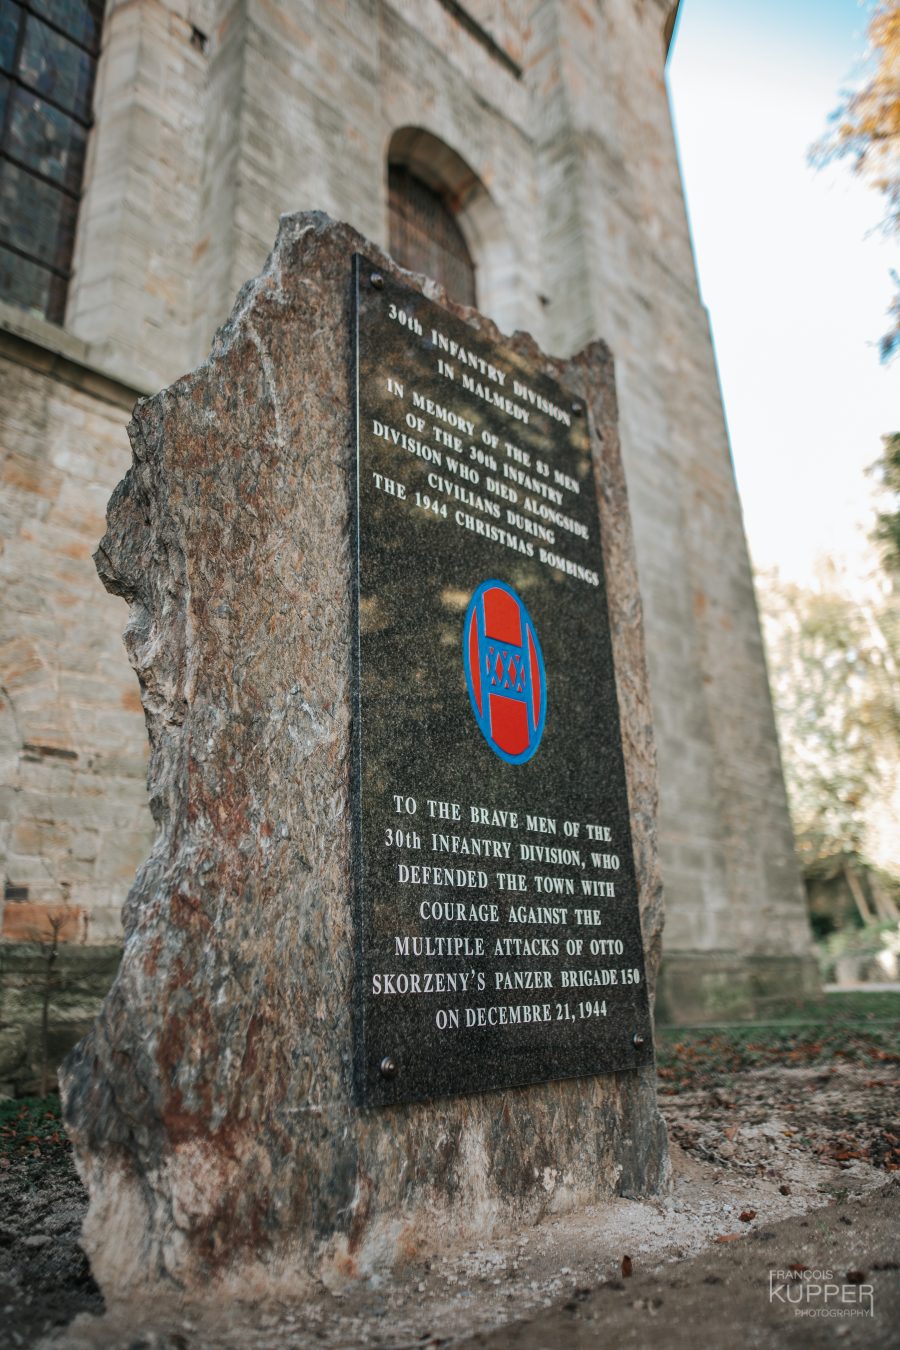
[387,128,528,335]
[0,0,104,322]
[388,164,476,308]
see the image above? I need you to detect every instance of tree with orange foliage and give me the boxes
[814,2,900,359]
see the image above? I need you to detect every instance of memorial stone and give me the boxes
[352,259,652,1105]
[62,214,668,1298]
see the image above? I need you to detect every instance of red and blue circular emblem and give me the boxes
[463,580,547,764]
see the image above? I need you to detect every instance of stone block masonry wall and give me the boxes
[378,0,542,336]
[528,0,818,1017]
[0,326,153,1091]
[211,0,816,1023]
[68,0,547,387]
[66,0,217,389]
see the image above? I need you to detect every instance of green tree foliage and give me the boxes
[813,2,900,359]
[870,431,900,574]
[757,557,900,871]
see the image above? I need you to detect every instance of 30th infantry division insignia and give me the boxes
[463,580,547,764]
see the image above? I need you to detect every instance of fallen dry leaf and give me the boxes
[715,1234,744,1243]
[739,1209,757,1222]
[621,1255,633,1278]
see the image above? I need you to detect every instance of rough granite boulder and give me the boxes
[61,212,668,1299]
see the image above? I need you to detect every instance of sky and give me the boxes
[667,0,898,586]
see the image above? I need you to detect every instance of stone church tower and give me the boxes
[0,0,816,1087]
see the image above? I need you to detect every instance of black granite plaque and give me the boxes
[351,256,652,1106]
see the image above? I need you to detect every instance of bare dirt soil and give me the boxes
[0,1097,101,1347]
[1,992,897,1349]
[460,1182,900,1350]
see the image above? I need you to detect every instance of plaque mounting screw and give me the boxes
[379,1055,397,1079]
[370,272,384,289]
[632,1033,646,1049]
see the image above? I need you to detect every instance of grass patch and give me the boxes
[656,991,900,1093]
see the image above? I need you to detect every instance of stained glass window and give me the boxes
[0,0,103,323]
